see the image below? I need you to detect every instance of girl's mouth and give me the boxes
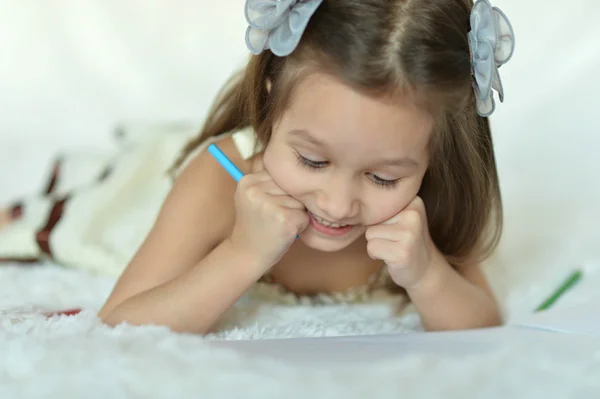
[307,211,354,237]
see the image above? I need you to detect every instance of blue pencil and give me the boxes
[207,143,299,239]
[207,144,244,182]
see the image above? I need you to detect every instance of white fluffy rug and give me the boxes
[1,261,600,398]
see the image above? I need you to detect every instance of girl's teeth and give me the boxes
[313,214,346,228]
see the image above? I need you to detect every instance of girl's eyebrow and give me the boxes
[377,157,419,168]
[289,129,327,148]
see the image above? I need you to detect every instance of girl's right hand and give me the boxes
[227,168,309,271]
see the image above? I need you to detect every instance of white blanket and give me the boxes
[1,262,600,398]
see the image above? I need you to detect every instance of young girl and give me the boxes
[1,0,515,334]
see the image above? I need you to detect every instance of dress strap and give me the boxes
[232,127,262,161]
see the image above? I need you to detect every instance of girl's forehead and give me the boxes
[280,72,433,155]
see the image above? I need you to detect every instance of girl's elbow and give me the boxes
[485,310,504,328]
[98,307,124,328]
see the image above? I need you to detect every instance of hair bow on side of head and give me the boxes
[245,0,324,57]
[468,0,515,117]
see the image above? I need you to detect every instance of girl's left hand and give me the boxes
[365,196,439,288]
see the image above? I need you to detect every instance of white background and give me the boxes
[0,0,599,306]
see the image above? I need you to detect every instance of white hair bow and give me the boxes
[245,0,323,57]
[468,0,516,117]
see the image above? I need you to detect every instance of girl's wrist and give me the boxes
[405,250,450,301]
[220,237,273,276]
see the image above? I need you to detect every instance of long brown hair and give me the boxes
[172,0,503,267]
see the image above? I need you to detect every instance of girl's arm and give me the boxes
[365,196,501,331]
[405,254,502,331]
[98,137,257,333]
[102,238,264,334]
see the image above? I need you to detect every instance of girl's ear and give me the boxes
[266,79,272,93]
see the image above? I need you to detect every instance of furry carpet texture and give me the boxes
[1,261,600,398]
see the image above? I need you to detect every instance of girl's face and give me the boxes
[263,72,433,253]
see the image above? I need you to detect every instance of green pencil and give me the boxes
[535,270,582,312]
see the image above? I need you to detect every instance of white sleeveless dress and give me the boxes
[0,125,404,306]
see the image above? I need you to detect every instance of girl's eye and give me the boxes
[369,174,400,189]
[296,153,328,169]
[296,152,400,189]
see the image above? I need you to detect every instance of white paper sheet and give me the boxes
[512,301,600,336]
[208,327,576,365]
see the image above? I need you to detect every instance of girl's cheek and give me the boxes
[365,203,401,225]
[261,143,283,178]
[364,192,415,225]
[263,146,301,194]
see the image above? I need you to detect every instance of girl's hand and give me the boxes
[365,196,439,288]
[227,162,309,271]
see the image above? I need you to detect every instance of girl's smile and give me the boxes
[307,210,355,237]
